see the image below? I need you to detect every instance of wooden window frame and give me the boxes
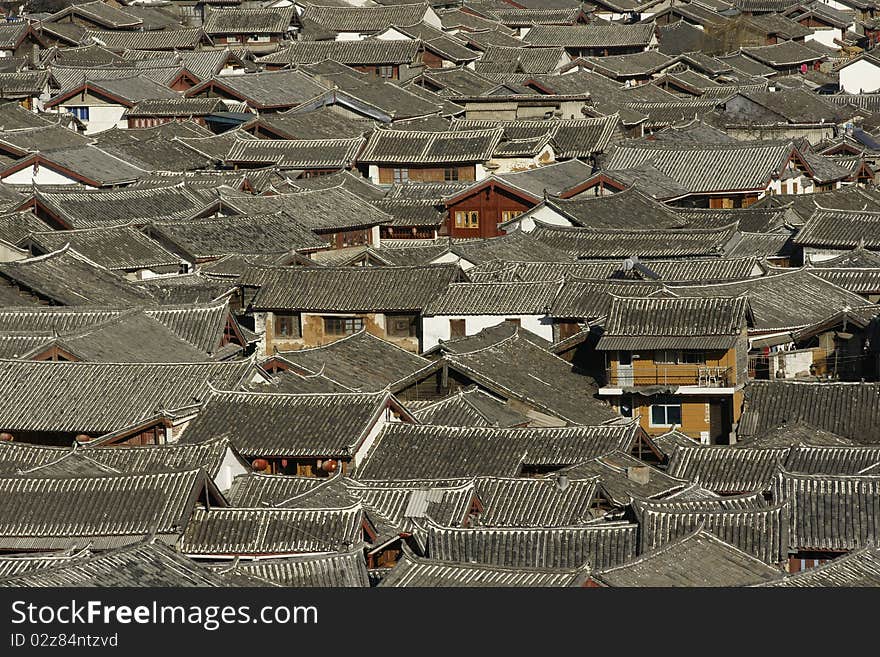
[454,210,479,229]
[387,313,417,338]
[274,313,301,339]
[324,316,364,336]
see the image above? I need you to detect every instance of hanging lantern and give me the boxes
[322,459,338,473]
[74,434,91,443]
[252,458,269,471]
[281,459,288,468]
[0,432,12,442]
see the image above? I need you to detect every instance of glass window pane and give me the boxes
[651,405,666,425]
[667,404,682,425]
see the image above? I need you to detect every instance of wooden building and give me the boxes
[596,296,751,444]
[357,127,504,186]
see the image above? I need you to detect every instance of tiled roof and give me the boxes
[22,226,179,272]
[424,280,562,315]
[596,296,748,351]
[148,213,326,260]
[301,3,431,32]
[634,500,789,564]
[523,24,655,48]
[357,423,636,479]
[0,541,240,587]
[223,136,365,169]
[378,548,588,587]
[592,529,782,586]
[271,329,433,392]
[358,127,503,164]
[0,359,253,434]
[741,40,828,67]
[604,140,795,193]
[186,69,329,109]
[795,209,880,249]
[451,115,618,158]
[86,28,210,51]
[180,390,396,458]
[529,222,737,259]
[441,330,619,425]
[255,39,421,66]
[760,545,880,587]
[180,505,365,556]
[424,520,638,570]
[0,469,219,551]
[739,381,880,443]
[225,548,370,587]
[672,269,870,332]
[245,263,460,312]
[0,247,155,306]
[203,7,295,34]
[773,470,880,551]
[477,45,567,74]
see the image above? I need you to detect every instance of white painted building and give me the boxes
[839,55,880,94]
[421,280,564,350]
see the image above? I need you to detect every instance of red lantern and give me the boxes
[252,458,269,471]
[0,432,12,442]
[322,460,338,473]
[281,459,288,468]
[74,434,91,443]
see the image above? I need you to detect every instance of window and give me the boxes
[454,210,479,229]
[274,313,300,339]
[387,314,417,338]
[501,210,522,223]
[450,319,466,338]
[249,34,270,42]
[681,351,707,364]
[655,350,680,364]
[376,65,394,78]
[324,316,363,336]
[67,106,89,121]
[444,167,459,181]
[393,168,409,184]
[650,398,682,427]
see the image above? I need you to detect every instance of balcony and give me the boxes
[605,365,733,389]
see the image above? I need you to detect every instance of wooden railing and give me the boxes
[607,366,732,388]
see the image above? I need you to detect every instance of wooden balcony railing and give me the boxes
[606,366,732,388]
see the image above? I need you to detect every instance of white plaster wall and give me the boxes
[514,204,575,232]
[0,240,27,262]
[2,164,81,186]
[806,29,840,49]
[55,105,126,135]
[352,406,391,466]
[214,447,249,492]
[422,314,553,350]
[840,58,880,94]
[252,311,267,357]
[770,349,815,379]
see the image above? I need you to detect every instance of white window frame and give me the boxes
[648,400,682,428]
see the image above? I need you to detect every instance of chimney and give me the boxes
[556,474,569,491]
[626,466,651,484]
